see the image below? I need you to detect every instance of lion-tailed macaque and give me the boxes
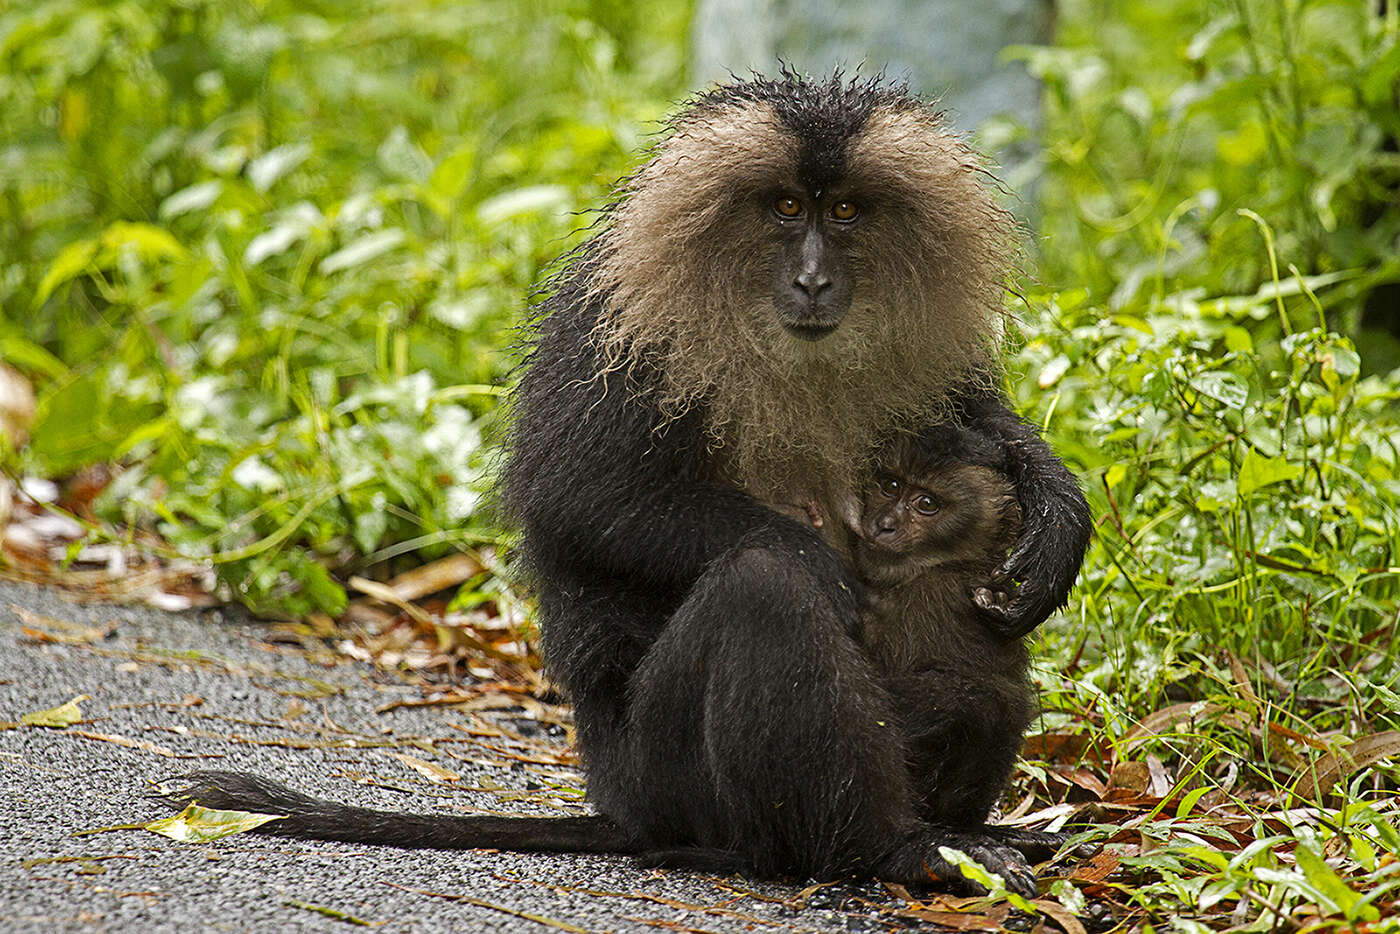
[153,72,1091,897]
[842,426,1035,831]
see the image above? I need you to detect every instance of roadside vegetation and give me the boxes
[2,0,1397,928]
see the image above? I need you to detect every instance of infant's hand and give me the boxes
[773,500,823,528]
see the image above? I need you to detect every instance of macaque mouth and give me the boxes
[782,320,842,341]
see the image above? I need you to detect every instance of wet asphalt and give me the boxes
[0,579,912,933]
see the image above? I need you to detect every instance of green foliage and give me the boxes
[0,0,690,613]
[1017,0,1400,741]
[1011,5,1400,917]
[1024,0,1400,371]
[1018,272,1400,723]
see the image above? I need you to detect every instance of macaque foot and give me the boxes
[879,829,1040,898]
[983,824,1096,861]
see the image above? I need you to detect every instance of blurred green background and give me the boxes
[1,0,1397,734]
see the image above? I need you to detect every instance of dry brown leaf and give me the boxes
[349,576,435,624]
[999,802,1079,828]
[1107,761,1149,794]
[379,553,484,602]
[1225,651,1262,708]
[349,575,513,661]
[1265,719,1331,752]
[12,604,113,644]
[390,752,461,783]
[1122,701,1224,749]
[1291,730,1400,800]
[1023,731,1094,763]
[70,729,181,757]
[1145,754,1173,797]
[897,905,1009,930]
[1060,767,1108,798]
[1032,897,1088,934]
[1068,849,1121,895]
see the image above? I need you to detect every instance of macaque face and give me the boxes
[859,474,945,553]
[852,463,1014,587]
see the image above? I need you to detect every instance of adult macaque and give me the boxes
[157,73,1091,896]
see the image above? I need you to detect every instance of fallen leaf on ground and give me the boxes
[144,803,284,843]
[390,752,461,783]
[21,694,90,727]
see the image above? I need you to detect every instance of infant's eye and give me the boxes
[912,494,939,515]
[877,477,900,497]
[774,196,803,218]
[830,200,858,221]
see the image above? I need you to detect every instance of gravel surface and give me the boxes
[0,580,916,933]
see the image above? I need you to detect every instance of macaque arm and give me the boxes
[950,385,1092,637]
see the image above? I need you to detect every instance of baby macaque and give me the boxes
[841,427,1036,827]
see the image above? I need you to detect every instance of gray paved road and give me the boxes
[0,580,908,933]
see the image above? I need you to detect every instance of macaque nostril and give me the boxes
[795,271,832,297]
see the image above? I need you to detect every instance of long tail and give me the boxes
[154,770,639,854]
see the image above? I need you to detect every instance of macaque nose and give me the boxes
[794,269,832,297]
[873,513,900,538]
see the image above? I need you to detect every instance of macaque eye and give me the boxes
[830,200,858,221]
[912,494,939,515]
[877,477,900,497]
[774,196,803,218]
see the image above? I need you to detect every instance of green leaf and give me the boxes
[1223,326,1252,353]
[144,803,284,843]
[33,239,99,307]
[475,185,571,226]
[21,695,90,727]
[319,229,406,274]
[937,846,1036,912]
[1188,371,1248,409]
[247,142,312,192]
[1217,121,1267,166]
[1050,879,1086,914]
[353,507,389,554]
[377,126,431,182]
[1038,354,1071,388]
[1319,345,1361,393]
[0,336,68,380]
[297,559,349,617]
[426,141,477,216]
[1176,785,1212,818]
[1293,842,1377,921]
[1237,448,1302,498]
[159,181,223,219]
[98,221,185,261]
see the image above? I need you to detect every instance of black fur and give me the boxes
[688,69,923,193]
[154,770,639,852]
[950,387,1094,637]
[499,286,1087,894]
